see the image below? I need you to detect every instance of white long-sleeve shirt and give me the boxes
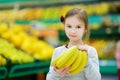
[46,45,101,80]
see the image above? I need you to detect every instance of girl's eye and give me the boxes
[77,26,81,28]
[67,25,72,28]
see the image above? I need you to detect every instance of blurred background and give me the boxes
[0,0,120,80]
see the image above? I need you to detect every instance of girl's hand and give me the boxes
[53,65,71,76]
[78,45,88,56]
[78,45,88,51]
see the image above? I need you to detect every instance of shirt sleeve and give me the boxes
[84,47,101,80]
[46,48,63,80]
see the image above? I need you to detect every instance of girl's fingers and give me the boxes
[53,65,71,76]
[59,67,67,73]
[53,64,58,70]
[53,65,67,74]
[64,72,71,76]
[62,70,71,76]
[78,45,87,51]
[53,64,58,72]
[78,46,86,50]
[61,66,71,75]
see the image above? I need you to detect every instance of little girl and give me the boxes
[46,8,101,80]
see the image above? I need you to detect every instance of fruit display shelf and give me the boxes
[0,0,118,10]
[8,60,50,78]
[14,14,120,24]
[0,66,7,79]
[0,59,117,79]
[8,59,117,78]
[100,59,117,74]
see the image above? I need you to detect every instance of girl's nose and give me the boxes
[71,28,76,33]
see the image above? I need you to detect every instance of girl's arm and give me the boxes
[46,48,63,80]
[84,47,101,80]
[46,66,63,80]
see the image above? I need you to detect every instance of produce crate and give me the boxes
[8,60,50,78]
[0,66,7,79]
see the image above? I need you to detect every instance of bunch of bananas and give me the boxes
[51,46,88,75]
[0,55,7,66]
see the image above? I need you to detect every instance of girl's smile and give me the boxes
[69,34,77,38]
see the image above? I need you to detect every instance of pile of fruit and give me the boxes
[88,39,115,59]
[0,38,34,64]
[0,2,111,20]
[51,46,88,75]
[0,22,54,61]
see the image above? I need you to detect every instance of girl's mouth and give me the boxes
[69,35,77,37]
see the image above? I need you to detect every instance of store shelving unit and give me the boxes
[0,60,117,79]
[8,60,50,78]
[100,59,117,74]
[0,0,119,10]
[0,60,50,79]
[0,66,7,79]
[0,0,100,10]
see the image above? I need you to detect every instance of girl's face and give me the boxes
[64,15,85,42]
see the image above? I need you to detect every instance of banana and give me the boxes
[51,46,78,69]
[51,52,64,66]
[64,49,79,67]
[70,51,88,75]
[70,50,83,72]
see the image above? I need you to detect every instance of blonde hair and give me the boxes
[61,8,90,42]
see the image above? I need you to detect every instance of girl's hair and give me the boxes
[60,8,90,42]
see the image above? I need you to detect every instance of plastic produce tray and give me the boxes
[8,60,50,78]
[0,66,7,79]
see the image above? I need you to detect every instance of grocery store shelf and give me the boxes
[15,19,60,24]
[0,59,117,79]
[14,14,120,26]
[100,60,117,74]
[0,0,119,5]
[0,0,119,10]
[0,0,97,10]
[8,60,50,78]
[90,28,120,38]
[0,66,7,79]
